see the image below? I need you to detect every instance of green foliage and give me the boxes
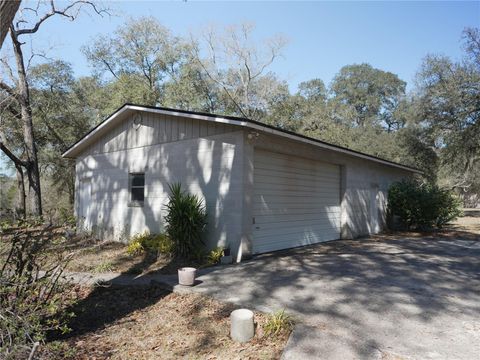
[126,231,174,256]
[415,27,480,198]
[388,180,463,230]
[82,16,190,108]
[93,261,115,273]
[164,183,207,260]
[155,233,175,254]
[330,63,406,129]
[0,225,75,358]
[59,209,77,227]
[126,238,144,256]
[206,247,224,265]
[263,310,295,337]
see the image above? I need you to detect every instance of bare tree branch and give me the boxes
[15,0,109,36]
[0,57,17,84]
[0,80,18,100]
[0,137,26,167]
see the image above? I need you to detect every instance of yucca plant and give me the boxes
[164,183,207,260]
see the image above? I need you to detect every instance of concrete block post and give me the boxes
[230,309,254,342]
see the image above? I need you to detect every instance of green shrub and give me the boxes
[263,309,295,337]
[154,233,175,254]
[126,239,144,256]
[126,231,174,256]
[164,183,207,260]
[388,179,462,230]
[206,247,224,265]
[126,231,150,256]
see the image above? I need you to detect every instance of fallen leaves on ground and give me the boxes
[47,285,288,360]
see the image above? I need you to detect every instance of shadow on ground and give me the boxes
[51,218,480,359]
[187,225,480,359]
[56,285,171,340]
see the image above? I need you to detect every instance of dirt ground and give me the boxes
[46,285,288,360]
[63,239,199,275]
[41,231,217,275]
[451,208,480,233]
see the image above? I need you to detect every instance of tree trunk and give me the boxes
[10,27,42,216]
[15,165,26,219]
[0,0,20,49]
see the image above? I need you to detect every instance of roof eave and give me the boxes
[62,105,130,158]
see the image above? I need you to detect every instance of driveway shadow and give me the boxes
[188,228,480,359]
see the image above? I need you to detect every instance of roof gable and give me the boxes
[68,106,237,157]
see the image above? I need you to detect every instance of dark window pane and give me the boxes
[131,187,144,202]
[131,173,145,187]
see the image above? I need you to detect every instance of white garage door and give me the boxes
[252,150,341,254]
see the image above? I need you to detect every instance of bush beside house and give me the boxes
[388,179,462,230]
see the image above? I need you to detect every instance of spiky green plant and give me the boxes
[164,183,207,260]
[263,309,295,337]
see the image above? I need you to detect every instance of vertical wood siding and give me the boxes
[75,113,245,254]
[82,113,232,156]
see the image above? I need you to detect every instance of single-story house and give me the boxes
[62,104,420,262]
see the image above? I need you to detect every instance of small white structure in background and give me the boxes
[230,309,254,342]
[178,267,197,286]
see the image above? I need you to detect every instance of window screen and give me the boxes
[129,173,145,205]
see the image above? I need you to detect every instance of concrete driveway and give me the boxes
[181,230,480,359]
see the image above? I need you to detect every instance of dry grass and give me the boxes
[49,235,205,275]
[46,285,288,360]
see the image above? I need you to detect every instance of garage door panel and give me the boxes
[254,207,341,216]
[254,215,341,226]
[255,152,339,171]
[257,231,339,245]
[254,232,338,254]
[254,187,340,196]
[254,174,339,188]
[254,179,340,190]
[254,202,341,211]
[254,166,340,182]
[254,224,340,238]
[255,212,340,224]
[252,150,341,254]
[255,195,340,206]
[254,163,340,176]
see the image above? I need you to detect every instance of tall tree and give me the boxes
[30,60,95,205]
[330,63,406,129]
[192,22,288,120]
[0,0,107,216]
[83,16,190,110]
[416,27,480,192]
[265,79,327,131]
